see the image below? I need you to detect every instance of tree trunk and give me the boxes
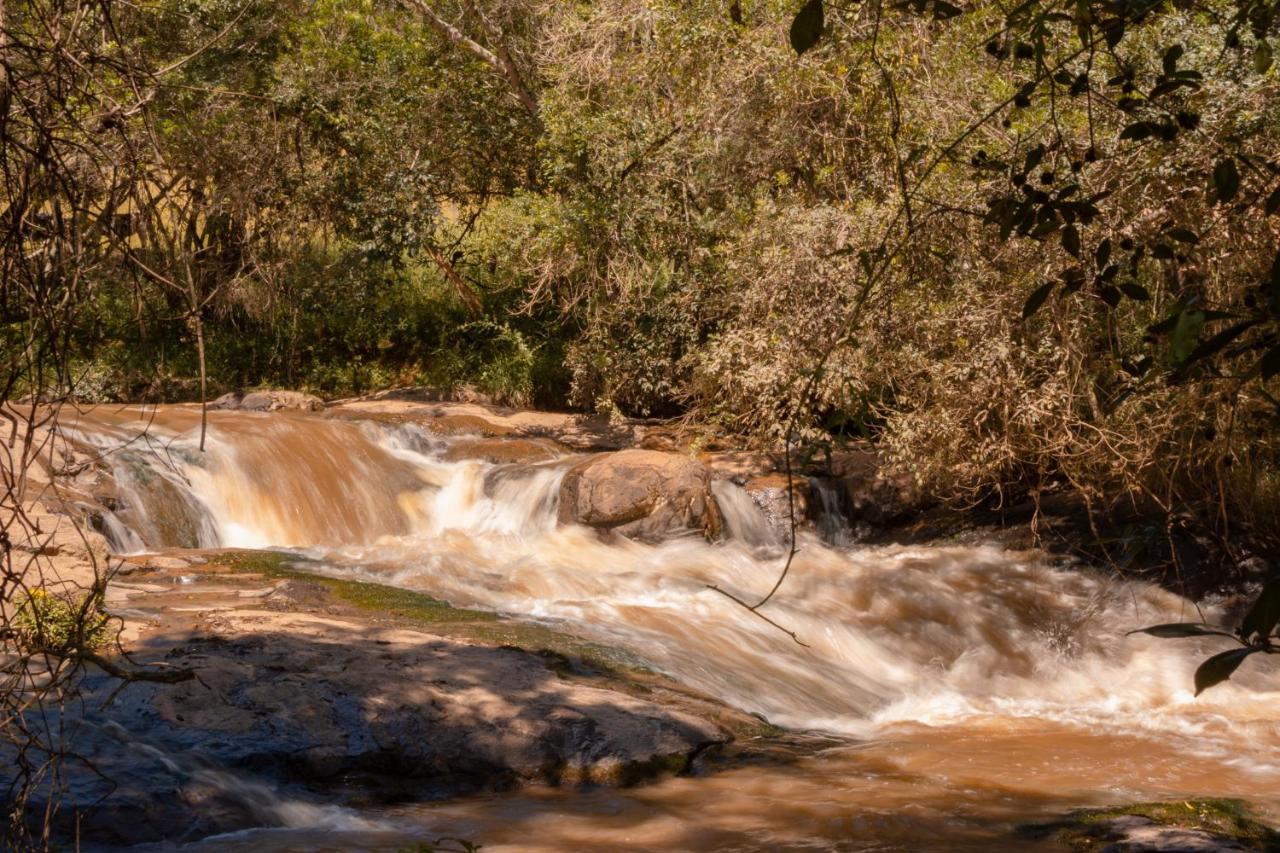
[426,245,483,313]
[194,309,208,452]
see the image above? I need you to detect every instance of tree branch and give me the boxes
[400,0,542,130]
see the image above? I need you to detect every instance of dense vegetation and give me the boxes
[4,0,1279,558]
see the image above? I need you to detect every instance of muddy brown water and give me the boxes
[62,405,1280,851]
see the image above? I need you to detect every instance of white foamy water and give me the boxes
[63,405,1280,848]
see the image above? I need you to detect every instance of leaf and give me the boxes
[729,0,744,24]
[931,0,963,19]
[1239,578,1280,641]
[1095,237,1111,268]
[790,0,824,55]
[1061,224,1081,257]
[1022,281,1055,318]
[1262,346,1280,380]
[1266,185,1280,216]
[1171,309,1205,363]
[1151,79,1199,98]
[1102,18,1125,49]
[1060,266,1086,293]
[1127,623,1235,638]
[1024,144,1046,174]
[1257,41,1274,74]
[1173,320,1258,379]
[1120,121,1155,141]
[1194,647,1260,696]
[1119,281,1150,300]
[1098,285,1122,307]
[1211,158,1240,204]
[1168,227,1200,244]
[1162,43,1184,75]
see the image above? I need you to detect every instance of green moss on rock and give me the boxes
[1024,798,1280,852]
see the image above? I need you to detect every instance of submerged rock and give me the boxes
[557,449,723,542]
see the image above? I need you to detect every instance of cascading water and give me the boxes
[63,405,1280,851]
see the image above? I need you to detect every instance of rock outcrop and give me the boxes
[442,436,564,464]
[829,448,920,525]
[210,390,324,412]
[742,473,811,543]
[30,559,734,847]
[558,450,723,542]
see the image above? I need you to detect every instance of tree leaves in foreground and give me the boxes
[1131,580,1280,695]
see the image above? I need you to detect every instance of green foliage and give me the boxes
[1131,578,1280,694]
[14,0,1280,566]
[14,590,112,656]
[1032,798,1280,851]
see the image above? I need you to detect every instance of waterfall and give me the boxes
[710,479,778,548]
[64,407,1280,755]
[808,477,854,545]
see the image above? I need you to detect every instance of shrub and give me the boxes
[13,589,112,656]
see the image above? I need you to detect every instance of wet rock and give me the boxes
[1095,815,1253,851]
[48,618,727,846]
[829,447,920,525]
[1021,800,1277,853]
[442,437,562,464]
[558,449,723,542]
[742,473,811,542]
[210,390,324,412]
[423,413,515,437]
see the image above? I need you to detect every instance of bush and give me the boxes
[14,589,112,656]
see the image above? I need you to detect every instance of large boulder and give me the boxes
[210,390,324,412]
[43,612,727,847]
[558,449,723,542]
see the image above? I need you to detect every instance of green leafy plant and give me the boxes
[13,589,112,656]
[1130,579,1280,695]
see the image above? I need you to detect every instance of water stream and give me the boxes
[63,405,1280,850]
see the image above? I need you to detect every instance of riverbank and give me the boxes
[8,398,1280,850]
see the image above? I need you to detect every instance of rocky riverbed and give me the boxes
[5,394,1278,851]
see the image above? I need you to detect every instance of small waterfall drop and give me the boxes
[710,479,778,548]
[62,406,1280,775]
[808,477,854,545]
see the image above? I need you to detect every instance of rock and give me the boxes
[743,473,811,542]
[1021,800,1275,853]
[442,437,562,464]
[829,447,920,525]
[15,501,111,590]
[1095,815,1252,852]
[210,390,324,412]
[47,616,726,846]
[424,413,515,437]
[558,449,723,542]
[703,451,779,481]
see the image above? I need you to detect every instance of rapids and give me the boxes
[63,404,1280,850]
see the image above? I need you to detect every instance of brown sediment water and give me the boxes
[64,405,1280,851]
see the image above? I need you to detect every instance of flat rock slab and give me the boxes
[59,605,726,846]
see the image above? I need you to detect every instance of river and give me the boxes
[63,404,1280,851]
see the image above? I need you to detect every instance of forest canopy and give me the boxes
[3,0,1279,554]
